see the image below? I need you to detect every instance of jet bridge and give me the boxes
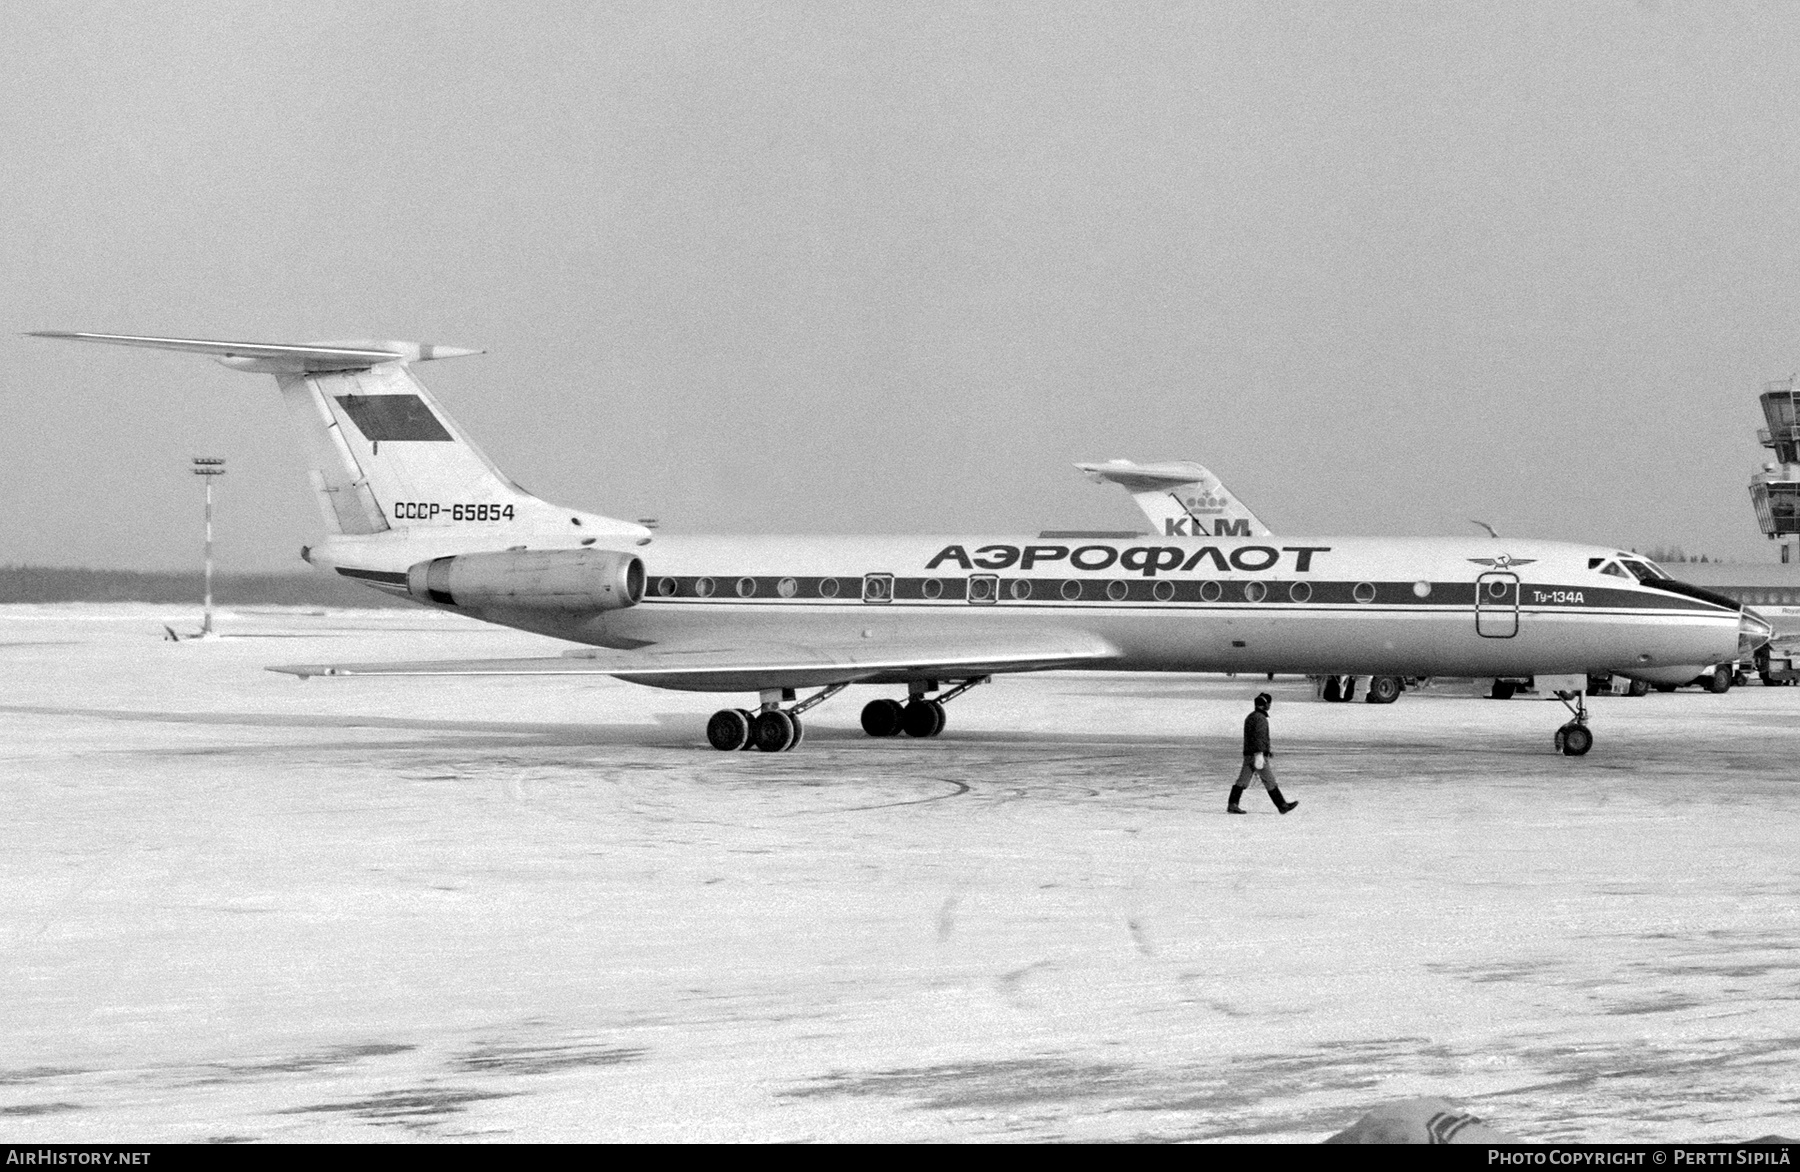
[1751,378,1800,563]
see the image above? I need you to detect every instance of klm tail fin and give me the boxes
[1075,458,1273,538]
[31,332,650,545]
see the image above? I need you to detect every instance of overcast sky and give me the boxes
[5,1,1800,572]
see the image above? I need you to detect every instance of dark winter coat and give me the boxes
[1243,709,1271,757]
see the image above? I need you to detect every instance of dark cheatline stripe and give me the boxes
[637,575,1728,612]
[336,566,409,585]
[1647,578,1743,612]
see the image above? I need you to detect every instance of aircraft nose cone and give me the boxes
[1739,608,1774,658]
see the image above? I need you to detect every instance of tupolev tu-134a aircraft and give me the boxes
[35,331,1771,757]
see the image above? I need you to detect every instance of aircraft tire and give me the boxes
[902,699,945,738]
[1365,676,1402,704]
[1490,680,1516,700]
[1653,683,1678,693]
[706,708,751,751]
[1320,676,1341,702]
[752,710,797,752]
[1560,724,1593,756]
[1705,666,1732,694]
[1626,678,1649,697]
[787,715,804,751]
[734,709,757,749]
[861,698,905,737]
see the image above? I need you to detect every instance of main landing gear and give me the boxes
[704,677,989,751]
[706,683,849,753]
[861,677,988,739]
[1551,688,1594,757]
[1364,675,1403,705]
[1320,675,1404,704]
[860,697,943,738]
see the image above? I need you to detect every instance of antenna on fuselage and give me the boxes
[1470,519,1500,539]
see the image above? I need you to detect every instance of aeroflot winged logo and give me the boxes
[1468,554,1537,570]
[926,543,1330,576]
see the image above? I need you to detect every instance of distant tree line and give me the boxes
[1637,546,1715,564]
[0,565,413,608]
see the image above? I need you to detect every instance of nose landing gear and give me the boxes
[1551,688,1594,756]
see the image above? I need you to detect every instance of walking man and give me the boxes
[1229,692,1298,814]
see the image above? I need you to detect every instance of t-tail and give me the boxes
[1074,458,1272,538]
[29,332,651,592]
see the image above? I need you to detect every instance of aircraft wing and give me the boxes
[269,630,1121,692]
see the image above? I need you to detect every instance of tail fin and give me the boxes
[1074,458,1272,538]
[31,332,649,544]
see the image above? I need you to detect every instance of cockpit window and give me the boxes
[1618,559,1669,583]
[1598,561,1631,579]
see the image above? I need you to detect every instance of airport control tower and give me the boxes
[1751,377,1800,564]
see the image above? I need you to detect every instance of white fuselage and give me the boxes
[315,531,1749,689]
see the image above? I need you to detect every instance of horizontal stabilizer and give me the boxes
[1075,459,1216,493]
[270,631,1120,693]
[28,332,483,373]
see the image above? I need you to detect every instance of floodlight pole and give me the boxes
[191,458,227,636]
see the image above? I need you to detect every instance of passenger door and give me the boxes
[1475,572,1519,638]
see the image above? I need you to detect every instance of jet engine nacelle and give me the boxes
[406,548,645,611]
